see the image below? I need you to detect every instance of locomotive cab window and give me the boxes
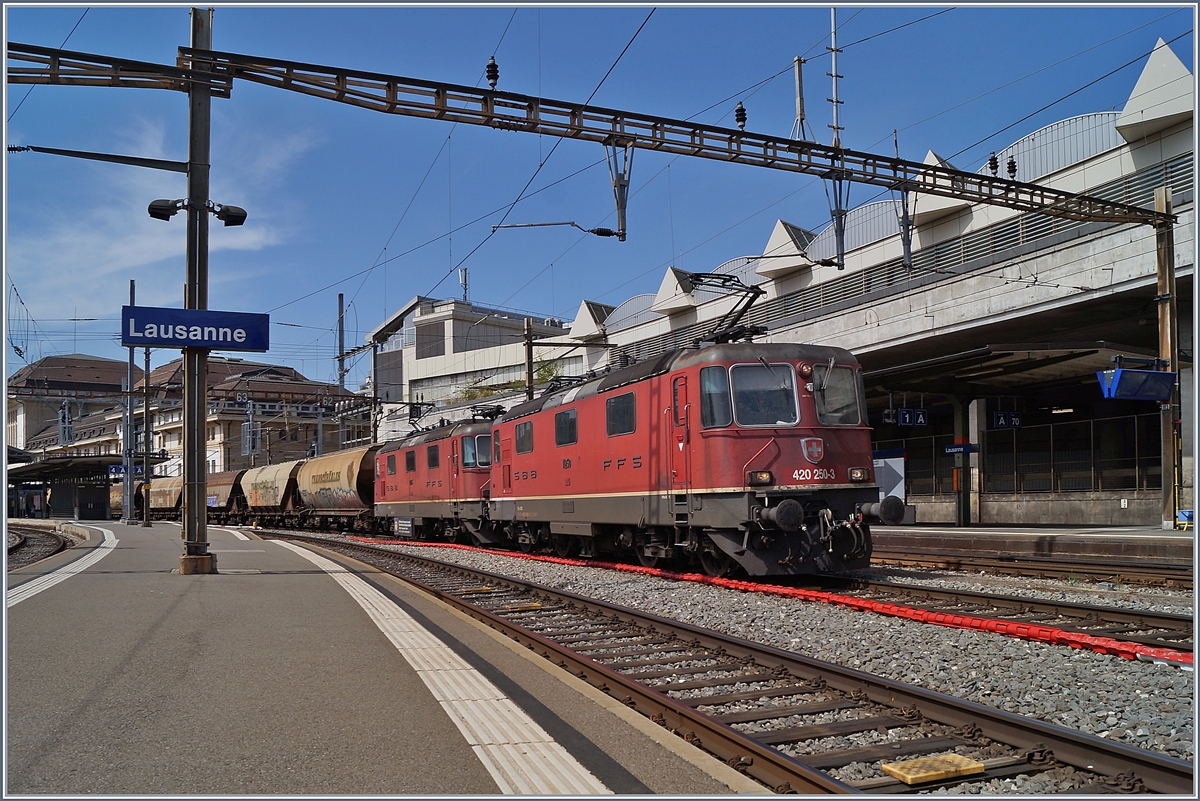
[386,454,396,475]
[731,363,798,427]
[405,450,416,472]
[427,444,439,469]
[700,366,732,428]
[462,435,478,468]
[475,435,492,467]
[812,363,863,425]
[515,421,534,454]
[555,409,578,446]
[606,392,636,436]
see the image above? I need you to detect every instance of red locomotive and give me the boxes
[485,341,898,576]
[374,413,498,542]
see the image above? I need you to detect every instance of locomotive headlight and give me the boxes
[848,467,870,482]
[747,470,774,486]
[798,363,813,378]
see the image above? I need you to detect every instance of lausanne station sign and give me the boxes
[121,306,269,352]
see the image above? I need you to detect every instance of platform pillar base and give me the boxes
[179,554,217,574]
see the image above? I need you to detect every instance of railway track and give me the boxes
[263,531,1194,795]
[827,578,1193,655]
[870,548,1193,589]
[6,523,68,571]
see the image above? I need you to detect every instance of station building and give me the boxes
[363,38,1194,528]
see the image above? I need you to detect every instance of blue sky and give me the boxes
[4,3,1195,390]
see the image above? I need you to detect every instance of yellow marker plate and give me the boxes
[459,587,493,595]
[504,603,542,612]
[881,753,986,785]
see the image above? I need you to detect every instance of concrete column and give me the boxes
[968,398,986,524]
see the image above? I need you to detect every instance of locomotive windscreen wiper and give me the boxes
[818,355,836,392]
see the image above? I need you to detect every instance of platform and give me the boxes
[6,520,759,795]
[870,523,1194,564]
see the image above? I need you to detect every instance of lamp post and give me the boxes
[142,6,249,574]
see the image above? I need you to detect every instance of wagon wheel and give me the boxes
[552,533,578,558]
[698,544,737,578]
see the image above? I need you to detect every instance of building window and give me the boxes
[606,393,636,436]
[555,409,577,446]
[515,421,533,454]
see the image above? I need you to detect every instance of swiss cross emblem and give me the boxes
[801,437,824,464]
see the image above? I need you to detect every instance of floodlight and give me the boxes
[213,204,247,227]
[148,198,185,221]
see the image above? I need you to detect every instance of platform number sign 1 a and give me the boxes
[897,408,929,426]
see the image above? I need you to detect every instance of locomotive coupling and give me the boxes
[858,495,905,525]
[757,498,803,531]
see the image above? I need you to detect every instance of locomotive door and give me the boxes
[449,438,460,501]
[670,374,691,491]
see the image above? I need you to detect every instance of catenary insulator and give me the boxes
[486,56,499,90]
[988,152,998,176]
[735,101,747,131]
[1007,155,1017,180]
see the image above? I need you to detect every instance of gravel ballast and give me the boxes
[309,532,1195,783]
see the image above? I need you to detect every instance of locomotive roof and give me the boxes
[378,418,494,453]
[499,341,858,423]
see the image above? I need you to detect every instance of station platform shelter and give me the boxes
[7,455,164,521]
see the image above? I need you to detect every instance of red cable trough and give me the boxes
[352,537,1193,668]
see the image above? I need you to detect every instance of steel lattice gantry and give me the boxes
[6,41,1174,229]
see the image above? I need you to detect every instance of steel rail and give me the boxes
[871,548,1194,589]
[272,533,1194,794]
[835,578,1193,652]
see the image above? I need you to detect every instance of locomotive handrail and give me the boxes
[741,437,780,488]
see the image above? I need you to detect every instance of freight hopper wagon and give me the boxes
[241,461,304,528]
[147,476,184,520]
[296,445,382,532]
[376,417,496,542]
[203,469,247,526]
[108,481,145,520]
[490,342,902,577]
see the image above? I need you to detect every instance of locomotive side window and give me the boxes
[461,436,477,468]
[699,366,732,428]
[405,450,416,472]
[731,363,798,427]
[812,363,862,425]
[386,454,396,475]
[606,392,636,436]
[475,435,492,466]
[493,430,501,464]
[427,444,440,469]
[515,421,534,454]
[555,409,578,446]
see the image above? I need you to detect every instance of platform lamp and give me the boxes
[148,198,247,227]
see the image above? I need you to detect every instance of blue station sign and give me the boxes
[122,306,269,352]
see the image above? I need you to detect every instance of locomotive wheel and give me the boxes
[552,533,578,558]
[636,549,660,569]
[699,545,737,578]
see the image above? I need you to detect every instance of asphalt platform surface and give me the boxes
[6,520,759,795]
